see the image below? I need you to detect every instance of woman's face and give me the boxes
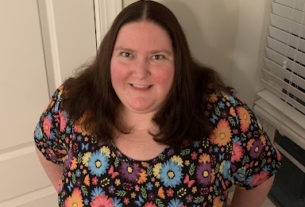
[110,21,175,115]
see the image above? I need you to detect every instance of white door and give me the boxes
[0,0,97,206]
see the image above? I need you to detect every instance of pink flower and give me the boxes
[251,171,270,186]
[231,142,243,162]
[90,194,113,207]
[59,110,66,132]
[144,202,157,207]
[43,116,52,138]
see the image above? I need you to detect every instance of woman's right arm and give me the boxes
[35,147,64,191]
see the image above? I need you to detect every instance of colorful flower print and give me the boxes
[210,119,232,146]
[120,162,141,183]
[88,150,109,176]
[64,188,84,207]
[196,162,212,186]
[231,141,243,162]
[159,160,183,187]
[90,194,113,207]
[42,115,52,138]
[34,87,281,206]
[236,106,251,133]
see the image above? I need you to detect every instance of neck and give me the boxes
[118,105,158,133]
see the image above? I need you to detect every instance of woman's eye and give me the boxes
[121,52,131,58]
[152,54,165,60]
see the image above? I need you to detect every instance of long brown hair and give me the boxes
[62,0,232,148]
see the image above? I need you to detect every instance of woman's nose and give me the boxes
[132,58,151,79]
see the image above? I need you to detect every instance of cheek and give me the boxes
[154,68,174,89]
[110,61,130,87]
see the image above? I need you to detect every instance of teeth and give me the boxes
[131,84,151,88]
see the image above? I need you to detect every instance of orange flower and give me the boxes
[64,188,84,207]
[158,187,165,199]
[70,157,78,170]
[84,174,90,186]
[137,169,148,184]
[213,196,223,207]
[208,93,218,103]
[210,119,232,146]
[236,107,251,132]
[199,154,211,163]
[229,107,236,117]
[247,139,255,151]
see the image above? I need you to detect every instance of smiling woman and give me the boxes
[34,0,281,206]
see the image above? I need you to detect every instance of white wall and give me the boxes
[124,0,273,107]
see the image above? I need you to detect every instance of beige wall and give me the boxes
[123,0,272,107]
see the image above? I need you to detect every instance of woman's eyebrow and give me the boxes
[150,49,173,55]
[113,46,134,52]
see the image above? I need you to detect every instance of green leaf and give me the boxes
[114,157,119,168]
[115,190,126,197]
[147,166,153,176]
[181,149,190,156]
[72,173,76,184]
[141,186,147,199]
[155,198,164,207]
[194,196,204,204]
[189,163,195,175]
[81,185,88,196]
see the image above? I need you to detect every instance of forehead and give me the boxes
[114,21,173,50]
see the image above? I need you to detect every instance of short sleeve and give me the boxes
[34,86,69,165]
[229,94,281,189]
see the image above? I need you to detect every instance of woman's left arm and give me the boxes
[230,176,275,207]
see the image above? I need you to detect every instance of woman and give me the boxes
[34,1,281,206]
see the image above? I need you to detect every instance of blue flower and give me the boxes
[146,182,153,191]
[113,197,123,207]
[50,131,55,139]
[228,95,236,106]
[160,160,182,188]
[209,113,219,124]
[83,198,89,206]
[221,161,231,180]
[91,186,104,200]
[75,169,81,177]
[168,198,184,207]
[88,151,109,177]
[34,124,43,140]
[233,168,246,182]
[77,135,82,142]
[233,136,242,145]
[193,141,200,148]
[66,126,71,133]
[218,101,225,109]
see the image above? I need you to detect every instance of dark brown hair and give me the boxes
[62,0,232,148]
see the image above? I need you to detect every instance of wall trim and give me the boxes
[94,0,122,47]
[37,0,62,95]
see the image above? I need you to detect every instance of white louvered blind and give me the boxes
[254,0,305,150]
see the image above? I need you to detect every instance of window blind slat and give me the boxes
[265,58,305,90]
[261,76,305,115]
[272,2,305,24]
[269,26,305,52]
[267,37,305,65]
[270,14,305,38]
[266,47,305,78]
[257,90,305,131]
[275,0,305,12]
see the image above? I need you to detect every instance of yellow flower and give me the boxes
[171,155,183,167]
[100,146,110,157]
[153,163,162,179]
[70,157,78,170]
[115,179,120,186]
[82,152,91,167]
[210,119,232,146]
[131,192,136,198]
[185,160,190,166]
[192,186,197,193]
[155,181,160,187]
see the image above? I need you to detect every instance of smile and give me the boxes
[129,83,153,89]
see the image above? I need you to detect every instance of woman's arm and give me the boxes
[230,176,275,207]
[35,147,64,191]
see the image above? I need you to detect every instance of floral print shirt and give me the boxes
[34,86,281,207]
